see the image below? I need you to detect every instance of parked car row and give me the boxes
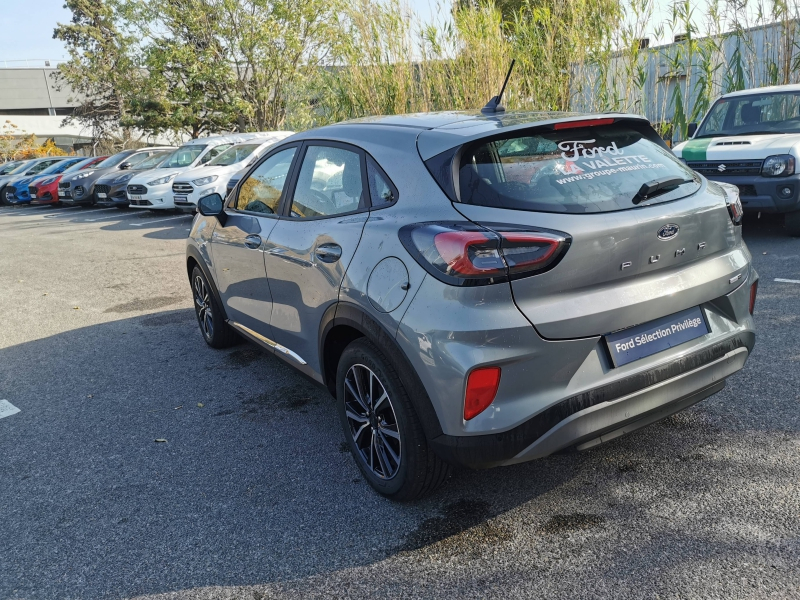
[0,131,293,211]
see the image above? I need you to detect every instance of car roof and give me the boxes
[292,110,650,160]
[721,83,800,98]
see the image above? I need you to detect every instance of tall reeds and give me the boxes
[303,0,800,142]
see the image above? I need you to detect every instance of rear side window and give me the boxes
[367,157,397,206]
[458,125,698,214]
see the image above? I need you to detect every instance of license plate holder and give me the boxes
[129,194,143,200]
[174,195,187,203]
[97,192,107,198]
[604,306,710,368]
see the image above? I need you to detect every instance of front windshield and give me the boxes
[7,161,32,175]
[63,158,97,174]
[208,144,260,166]
[696,91,800,137]
[0,161,23,175]
[162,145,206,168]
[95,152,133,169]
[40,158,84,175]
[136,151,171,170]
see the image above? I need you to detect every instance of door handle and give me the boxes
[244,234,262,249]
[315,244,342,263]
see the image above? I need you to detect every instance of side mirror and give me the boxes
[687,122,698,138]
[198,193,226,224]
[119,161,134,170]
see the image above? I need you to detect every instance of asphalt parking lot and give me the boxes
[1,203,799,599]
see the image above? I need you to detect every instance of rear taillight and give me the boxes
[399,222,570,286]
[749,280,758,315]
[464,367,501,420]
[719,182,743,225]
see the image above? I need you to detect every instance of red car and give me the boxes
[29,156,107,205]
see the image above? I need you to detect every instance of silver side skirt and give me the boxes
[228,321,307,365]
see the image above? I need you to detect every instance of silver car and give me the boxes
[186,112,758,500]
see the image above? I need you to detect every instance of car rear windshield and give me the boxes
[162,145,206,168]
[457,124,699,214]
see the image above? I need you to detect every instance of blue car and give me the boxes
[2,157,76,204]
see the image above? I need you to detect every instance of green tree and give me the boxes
[53,0,139,142]
[122,0,248,138]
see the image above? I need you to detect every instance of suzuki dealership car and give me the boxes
[127,135,258,210]
[4,157,86,204]
[172,132,294,210]
[675,83,800,235]
[187,111,757,500]
[29,156,108,205]
[59,147,173,205]
[94,149,175,208]
[0,157,66,204]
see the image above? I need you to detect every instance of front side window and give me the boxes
[289,145,364,219]
[697,92,800,137]
[457,124,698,214]
[233,147,297,214]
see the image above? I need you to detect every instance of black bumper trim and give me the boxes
[430,334,749,468]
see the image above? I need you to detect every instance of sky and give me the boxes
[0,0,701,65]
[0,0,72,65]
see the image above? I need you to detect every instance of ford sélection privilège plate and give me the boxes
[605,306,710,367]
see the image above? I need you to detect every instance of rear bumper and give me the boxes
[430,333,752,468]
[703,173,800,213]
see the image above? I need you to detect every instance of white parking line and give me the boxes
[775,278,800,284]
[130,215,192,227]
[0,400,20,419]
[83,213,138,222]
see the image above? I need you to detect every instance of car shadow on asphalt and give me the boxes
[2,300,797,599]
[1,211,798,597]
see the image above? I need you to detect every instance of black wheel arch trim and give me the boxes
[186,246,228,322]
[319,301,444,442]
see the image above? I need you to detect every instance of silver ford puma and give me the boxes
[186,112,757,500]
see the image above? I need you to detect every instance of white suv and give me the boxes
[172,132,293,210]
[127,135,261,210]
[674,83,800,235]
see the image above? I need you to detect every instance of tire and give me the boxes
[190,266,238,348]
[785,211,800,237]
[0,186,9,206]
[336,338,450,501]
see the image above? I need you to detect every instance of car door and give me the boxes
[263,142,370,375]
[210,145,299,342]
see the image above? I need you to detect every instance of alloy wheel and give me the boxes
[344,364,401,479]
[193,275,214,339]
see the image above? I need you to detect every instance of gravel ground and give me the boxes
[0,204,798,600]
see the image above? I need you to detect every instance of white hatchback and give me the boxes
[126,134,266,210]
[171,132,293,209]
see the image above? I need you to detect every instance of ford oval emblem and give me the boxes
[657,223,680,240]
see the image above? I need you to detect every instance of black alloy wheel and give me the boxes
[190,266,238,348]
[336,339,450,501]
[343,363,402,480]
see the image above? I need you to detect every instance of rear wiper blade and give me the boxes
[632,176,694,205]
